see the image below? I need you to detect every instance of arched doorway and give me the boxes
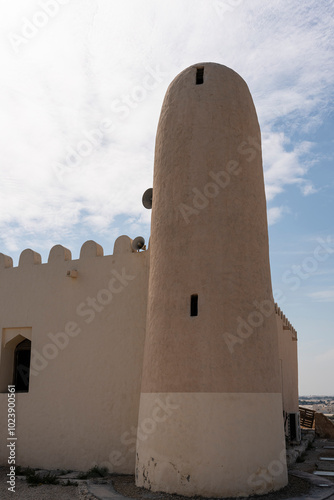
[14,339,31,392]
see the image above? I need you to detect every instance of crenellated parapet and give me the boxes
[80,240,104,259]
[0,253,13,269]
[48,244,72,263]
[275,303,297,340]
[19,249,42,267]
[0,235,147,271]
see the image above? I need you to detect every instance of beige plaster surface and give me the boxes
[276,314,299,415]
[136,392,288,497]
[137,62,287,496]
[141,63,281,395]
[0,238,149,472]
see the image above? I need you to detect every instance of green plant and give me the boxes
[15,466,34,477]
[78,466,109,479]
[26,470,59,486]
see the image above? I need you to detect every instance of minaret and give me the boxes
[136,63,287,497]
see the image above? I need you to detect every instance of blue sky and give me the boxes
[0,1,333,394]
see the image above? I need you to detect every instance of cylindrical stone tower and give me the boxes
[136,63,287,497]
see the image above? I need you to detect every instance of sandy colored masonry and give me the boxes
[0,241,297,475]
[0,238,149,472]
[137,62,290,496]
[0,63,299,498]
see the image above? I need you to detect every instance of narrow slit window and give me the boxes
[190,294,198,316]
[196,67,204,85]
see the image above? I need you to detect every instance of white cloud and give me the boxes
[301,183,318,196]
[308,289,334,303]
[267,206,288,226]
[0,0,333,256]
[262,132,314,201]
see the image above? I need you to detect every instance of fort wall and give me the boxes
[0,236,298,477]
[0,62,301,498]
[0,236,149,472]
[275,304,299,415]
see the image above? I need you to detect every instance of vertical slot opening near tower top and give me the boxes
[196,67,204,85]
[190,294,198,316]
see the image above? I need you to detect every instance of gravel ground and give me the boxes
[0,467,78,500]
[2,436,333,500]
[0,469,312,500]
[112,436,333,499]
[1,469,312,500]
[112,473,311,500]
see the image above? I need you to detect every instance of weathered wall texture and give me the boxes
[0,237,149,472]
[276,305,299,415]
[136,63,288,497]
[0,239,298,483]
